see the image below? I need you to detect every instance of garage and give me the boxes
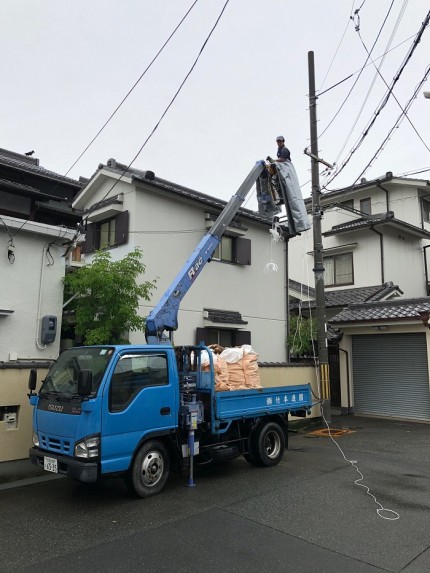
[352,333,430,421]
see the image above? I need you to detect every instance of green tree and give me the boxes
[288,316,317,357]
[64,248,157,345]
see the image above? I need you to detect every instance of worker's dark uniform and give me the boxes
[277,145,291,161]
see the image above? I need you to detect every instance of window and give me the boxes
[98,218,116,249]
[324,253,353,287]
[360,198,371,215]
[213,236,233,262]
[212,236,251,265]
[82,211,129,254]
[422,200,430,223]
[110,353,168,411]
[196,327,251,347]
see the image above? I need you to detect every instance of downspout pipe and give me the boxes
[423,245,430,296]
[370,225,384,284]
[376,181,390,212]
[338,347,351,414]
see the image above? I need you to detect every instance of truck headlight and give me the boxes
[74,434,100,459]
[32,432,39,447]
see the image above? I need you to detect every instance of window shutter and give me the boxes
[235,237,251,265]
[115,210,129,246]
[81,223,95,254]
[196,328,210,345]
[235,330,251,345]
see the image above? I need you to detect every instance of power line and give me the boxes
[355,3,430,154]
[318,31,418,98]
[92,0,231,212]
[318,0,356,92]
[351,63,430,185]
[63,0,200,178]
[316,0,395,145]
[332,0,411,165]
[323,9,430,190]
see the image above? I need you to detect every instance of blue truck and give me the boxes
[28,161,313,497]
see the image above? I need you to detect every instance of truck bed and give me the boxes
[214,384,312,422]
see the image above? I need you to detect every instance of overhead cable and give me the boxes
[94,0,231,209]
[323,9,430,189]
[63,0,200,178]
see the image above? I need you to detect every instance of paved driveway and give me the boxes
[1,415,429,572]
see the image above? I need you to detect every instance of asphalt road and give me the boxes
[1,415,430,572]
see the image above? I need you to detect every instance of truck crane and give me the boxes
[27,160,314,498]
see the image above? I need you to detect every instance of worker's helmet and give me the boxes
[276,136,284,142]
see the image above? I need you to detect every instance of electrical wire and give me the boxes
[354,3,430,155]
[316,0,395,144]
[332,0,409,166]
[318,0,357,92]
[92,0,231,211]
[294,241,399,520]
[351,63,430,186]
[323,9,430,190]
[63,0,200,178]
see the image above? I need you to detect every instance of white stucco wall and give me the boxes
[0,219,74,362]
[74,172,289,362]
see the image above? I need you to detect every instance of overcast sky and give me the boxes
[2,0,429,210]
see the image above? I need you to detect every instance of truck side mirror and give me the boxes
[28,369,37,392]
[77,369,93,397]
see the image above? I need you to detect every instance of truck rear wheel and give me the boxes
[126,440,170,498]
[254,422,285,467]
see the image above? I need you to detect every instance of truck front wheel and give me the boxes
[126,440,170,498]
[254,422,285,467]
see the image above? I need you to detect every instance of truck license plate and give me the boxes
[44,456,58,473]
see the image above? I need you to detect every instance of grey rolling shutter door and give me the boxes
[352,333,430,421]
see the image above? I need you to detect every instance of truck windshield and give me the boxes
[40,347,115,396]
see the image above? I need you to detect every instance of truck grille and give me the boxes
[40,434,71,454]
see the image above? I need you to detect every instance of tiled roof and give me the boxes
[101,160,272,226]
[290,282,402,309]
[204,308,248,324]
[330,297,430,324]
[324,213,430,239]
[289,279,315,298]
[304,172,430,206]
[0,148,82,187]
[0,177,61,200]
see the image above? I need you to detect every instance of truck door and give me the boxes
[101,350,177,475]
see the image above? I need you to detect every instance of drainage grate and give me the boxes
[308,428,355,437]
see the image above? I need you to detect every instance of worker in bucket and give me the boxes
[275,136,291,162]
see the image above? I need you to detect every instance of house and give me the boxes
[288,171,430,421]
[0,148,83,461]
[72,158,294,363]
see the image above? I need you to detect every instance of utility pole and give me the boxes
[308,51,331,422]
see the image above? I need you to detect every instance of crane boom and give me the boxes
[145,161,265,344]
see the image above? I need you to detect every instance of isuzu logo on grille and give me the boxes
[48,404,64,412]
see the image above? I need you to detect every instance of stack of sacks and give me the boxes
[200,345,262,391]
[200,349,229,389]
[219,345,261,391]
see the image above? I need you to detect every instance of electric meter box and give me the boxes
[41,315,57,344]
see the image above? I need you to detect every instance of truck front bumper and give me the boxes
[29,448,99,483]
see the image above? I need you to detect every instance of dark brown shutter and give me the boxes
[196,328,210,345]
[235,238,251,265]
[235,330,251,345]
[81,223,96,254]
[115,210,129,246]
